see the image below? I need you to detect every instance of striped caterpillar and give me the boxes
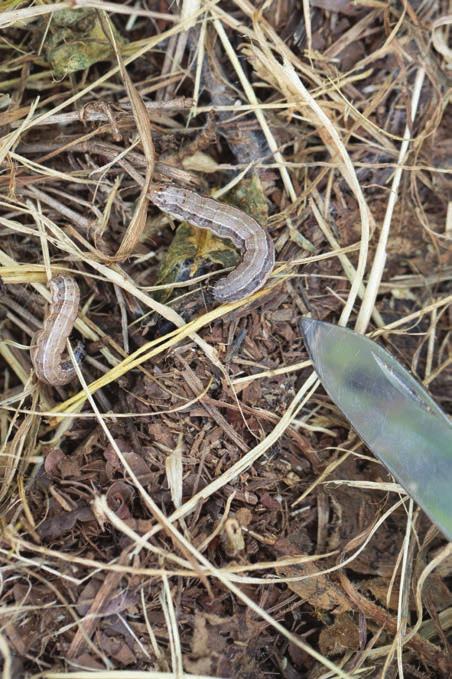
[150,185,275,302]
[31,276,84,386]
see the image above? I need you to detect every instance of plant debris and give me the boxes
[0,1,451,678]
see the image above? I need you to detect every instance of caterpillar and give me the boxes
[31,276,83,386]
[150,185,275,302]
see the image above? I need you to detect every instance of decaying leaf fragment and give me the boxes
[44,9,125,78]
[318,612,360,656]
[221,517,245,557]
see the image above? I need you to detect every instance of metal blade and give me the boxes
[300,318,452,540]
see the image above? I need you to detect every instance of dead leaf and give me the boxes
[44,8,125,78]
[276,560,350,613]
[104,446,153,483]
[106,480,135,520]
[76,580,136,618]
[318,613,360,656]
[38,505,94,540]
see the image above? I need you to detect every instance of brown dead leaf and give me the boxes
[96,632,136,666]
[76,579,136,617]
[104,446,153,483]
[44,448,66,477]
[71,654,105,670]
[276,559,350,613]
[318,612,360,656]
[184,612,235,675]
[38,505,94,540]
[106,480,135,520]
[44,448,82,479]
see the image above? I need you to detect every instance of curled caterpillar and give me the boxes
[31,276,84,386]
[151,185,275,302]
